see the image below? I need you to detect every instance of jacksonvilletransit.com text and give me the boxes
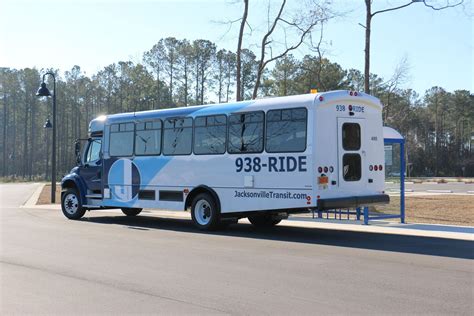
[234,190,307,200]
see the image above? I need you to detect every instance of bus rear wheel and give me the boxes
[191,193,220,231]
[121,208,142,216]
[248,213,282,228]
[61,188,86,220]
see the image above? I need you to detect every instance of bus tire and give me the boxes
[191,193,220,231]
[121,208,142,216]
[248,213,281,228]
[61,188,86,220]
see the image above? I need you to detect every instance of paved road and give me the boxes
[1,183,473,314]
[385,182,474,194]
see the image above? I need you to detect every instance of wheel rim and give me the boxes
[64,193,79,215]
[195,200,212,226]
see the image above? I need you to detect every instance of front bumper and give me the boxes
[317,194,390,210]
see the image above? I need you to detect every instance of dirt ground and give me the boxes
[37,185,474,226]
[37,184,61,205]
[376,194,474,226]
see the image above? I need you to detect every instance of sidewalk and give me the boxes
[23,184,473,241]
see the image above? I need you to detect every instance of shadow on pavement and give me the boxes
[81,215,474,260]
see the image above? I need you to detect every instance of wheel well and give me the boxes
[185,186,221,212]
[62,180,78,192]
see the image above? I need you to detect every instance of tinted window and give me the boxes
[110,123,134,156]
[343,154,361,181]
[85,139,101,163]
[163,118,193,155]
[135,120,162,156]
[228,112,264,154]
[266,108,307,153]
[342,123,361,150]
[194,115,226,155]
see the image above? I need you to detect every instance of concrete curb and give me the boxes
[22,203,474,241]
[22,183,45,208]
[426,189,454,193]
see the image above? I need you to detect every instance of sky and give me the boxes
[0,0,472,94]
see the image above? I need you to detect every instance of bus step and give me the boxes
[85,194,102,199]
[83,204,101,209]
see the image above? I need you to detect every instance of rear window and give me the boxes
[342,123,361,150]
[343,154,361,181]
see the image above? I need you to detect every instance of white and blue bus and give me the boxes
[61,90,389,230]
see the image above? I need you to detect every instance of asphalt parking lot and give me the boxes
[1,183,473,314]
[385,181,474,194]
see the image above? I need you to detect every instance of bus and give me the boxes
[61,90,389,230]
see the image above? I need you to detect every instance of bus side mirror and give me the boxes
[74,141,81,165]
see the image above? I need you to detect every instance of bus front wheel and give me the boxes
[61,188,86,220]
[248,213,282,228]
[191,193,220,230]
[121,208,142,216]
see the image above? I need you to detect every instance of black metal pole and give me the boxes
[43,72,56,203]
[52,76,57,203]
[2,92,7,177]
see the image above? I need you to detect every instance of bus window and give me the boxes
[228,112,264,154]
[194,115,226,155]
[135,120,162,156]
[85,139,102,163]
[266,108,307,153]
[163,117,193,155]
[342,123,361,150]
[343,153,361,181]
[110,123,134,156]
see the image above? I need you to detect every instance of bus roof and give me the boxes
[88,91,382,134]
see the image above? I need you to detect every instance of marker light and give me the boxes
[374,165,378,171]
[324,166,328,173]
[318,167,323,173]
[349,91,353,96]
[310,88,318,94]
[329,166,334,173]
[348,104,353,111]
[354,92,358,96]
[379,165,383,171]
[369,165,373,171]
[319,96,324,101]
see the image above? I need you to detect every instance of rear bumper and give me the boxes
[317,194,390,210]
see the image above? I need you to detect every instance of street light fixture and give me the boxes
[36,72,57,203]
[44,118,53,129]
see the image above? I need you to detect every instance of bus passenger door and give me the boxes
[337,118,365,190]
[78,138,103,194]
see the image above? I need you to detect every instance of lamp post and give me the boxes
[1,91,7,177]
[36,72,57,203]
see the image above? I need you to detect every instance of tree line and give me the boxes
[0,37,473,180]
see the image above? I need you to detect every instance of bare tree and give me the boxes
[251,0,333,99]
[236,0,249,101]
[362,0,463,94]
[383,56,411,121]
